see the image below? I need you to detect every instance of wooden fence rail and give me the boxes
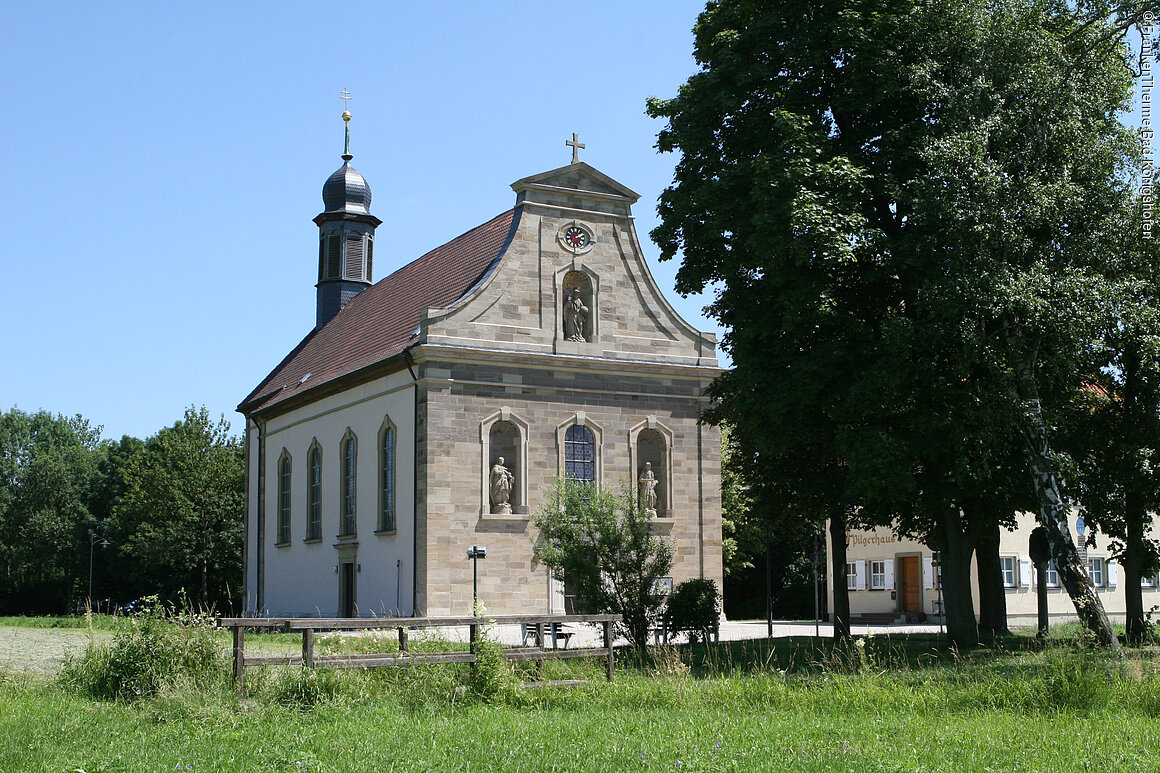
[219,614,622,693]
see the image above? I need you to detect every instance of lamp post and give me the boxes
[88,532,110,612]
[466,545,487,614]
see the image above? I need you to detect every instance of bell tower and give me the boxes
[314,96,382,328]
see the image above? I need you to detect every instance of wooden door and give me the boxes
[900,556,921,613]
[339,563,355,618]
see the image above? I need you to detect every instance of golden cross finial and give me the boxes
[340,88,352,111]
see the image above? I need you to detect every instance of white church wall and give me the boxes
[257,367,416,617]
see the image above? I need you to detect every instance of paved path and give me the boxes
[410,619,943,649]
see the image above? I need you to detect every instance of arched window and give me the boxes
[306,441,322,540]
[277,451,292,545]
[379,418,396,532]
[564,424,595,484]
[340,430,357,536]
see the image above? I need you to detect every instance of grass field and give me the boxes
[2,617,1159,772]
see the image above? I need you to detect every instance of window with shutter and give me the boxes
[326,233,342,279]
[1000,556,1016,588]
[344,234,364,280]
[366,236,374,281]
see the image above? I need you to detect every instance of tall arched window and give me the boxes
[379,418,396,532]
[340,430,357,536]
[564,424,595,484]
[306,441,322,540]
[277,451,292,545]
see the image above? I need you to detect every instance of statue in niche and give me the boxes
[490,456,514,514]
[563,290,589,342]
[639,462,658,516]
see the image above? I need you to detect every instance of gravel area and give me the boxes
[0,627,110,675]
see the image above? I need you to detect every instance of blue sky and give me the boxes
[0,1,717,440]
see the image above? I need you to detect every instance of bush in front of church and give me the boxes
[663,578,721,644]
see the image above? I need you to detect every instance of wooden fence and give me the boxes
[219,614,622,693]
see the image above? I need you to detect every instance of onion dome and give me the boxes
[322,160,372,214]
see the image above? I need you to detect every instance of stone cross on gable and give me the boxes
[566,132,585,164]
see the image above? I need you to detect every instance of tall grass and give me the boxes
[58,601,228,701]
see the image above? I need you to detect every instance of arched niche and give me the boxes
[479,408,529,516]
[629,417,674,519]
[555,264,600,344]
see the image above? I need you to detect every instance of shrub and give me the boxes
[663,578,720,644]
[59,599,225,701]
[465,622,517,702]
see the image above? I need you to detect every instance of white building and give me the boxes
[831,513,1155,625]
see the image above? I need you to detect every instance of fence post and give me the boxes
[302,627,315,669]
[398,626,409,653]
[232,625,245,694]
[534,621,545,681]
[603,619,614,682]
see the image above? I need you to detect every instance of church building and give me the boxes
[238,115,723,617]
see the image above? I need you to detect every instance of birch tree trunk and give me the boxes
[1016,368,1121,652]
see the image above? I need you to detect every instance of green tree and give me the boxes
[0,408,102,612]
[648,0,1150,648]
[1054,206,1160,642]
[532,479,673,650]
[113,407,243,609]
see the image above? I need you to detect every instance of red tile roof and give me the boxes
[240,209,517,415]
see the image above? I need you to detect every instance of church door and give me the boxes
[899,556,921,614]
[339,562,356,618]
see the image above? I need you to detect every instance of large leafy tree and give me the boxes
[1054,203,1160,642]
[0,408,103,613]
[113,407,243,609]
[649,0,1151,647]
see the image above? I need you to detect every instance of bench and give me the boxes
[521,622,574,649]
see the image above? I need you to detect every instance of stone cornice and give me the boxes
[409,342,723,382]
